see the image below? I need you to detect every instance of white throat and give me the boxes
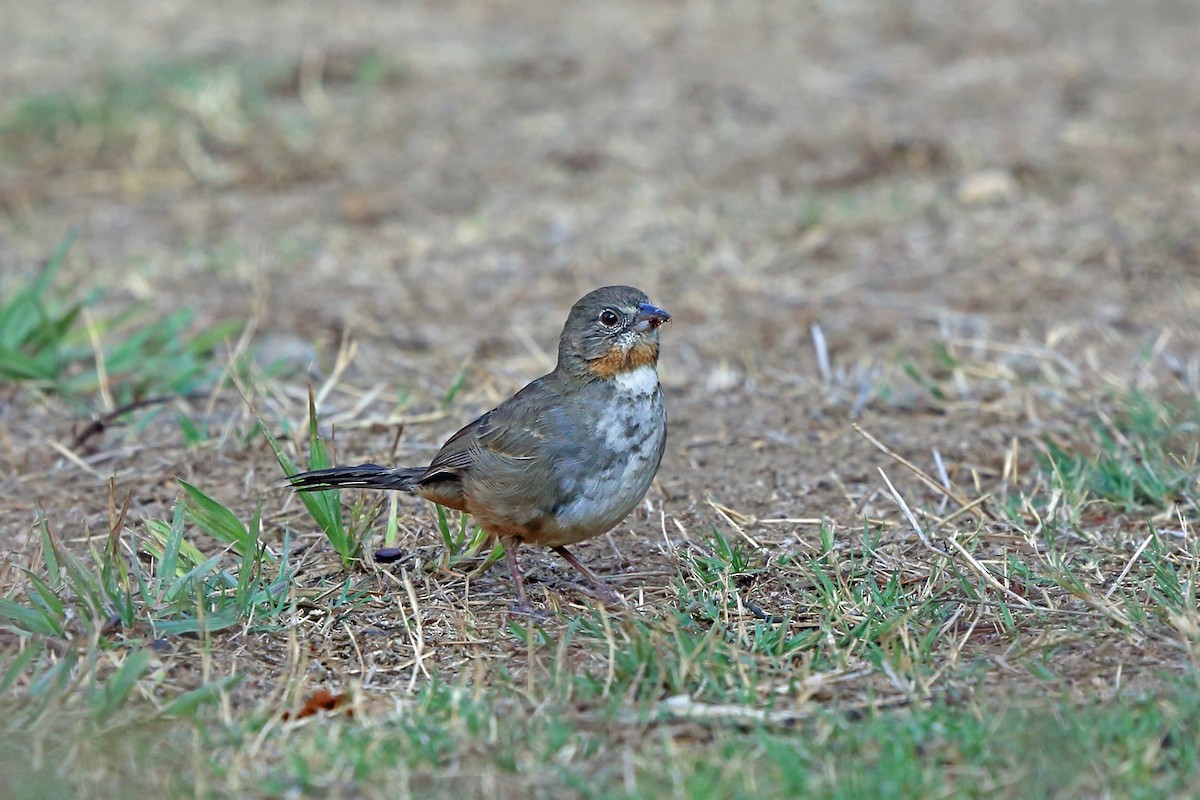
[613,364,659,395]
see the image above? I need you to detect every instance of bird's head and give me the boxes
[557,285,671,379]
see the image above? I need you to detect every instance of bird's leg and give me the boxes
[505,541,536,615]
[551,545,624,605]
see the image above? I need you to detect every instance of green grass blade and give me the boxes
[91,648,151,721]
[29,645,77,698]
[0,343,58,380]
[0,597,61,636]
[255,410,301,476]
[186,318,244,353]
[144,518,207,572]
[22,572,66,622]
[436,504,453,552]
[157,610,242,636]
[0,642,43,692]
[157,502,187,587]
[179,479,258,558]
[31,228,77,300]
[442,364,469,407]
[252,392,350,562]
[234,499,264,607]
[385,492,399,547]
[0,230,75,349]
[36,508,59,583]
[162,553,226,607]
[159,675,242,718]
[60,549,106,622]
[303,390,350,560]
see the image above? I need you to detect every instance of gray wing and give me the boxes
[421,375,561,484]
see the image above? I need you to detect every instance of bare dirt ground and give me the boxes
[2,0,1200,794]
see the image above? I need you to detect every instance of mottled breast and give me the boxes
[548,364,667,545]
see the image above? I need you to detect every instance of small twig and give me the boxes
[71,395,189,449]
[742,598,786,624]
[388,422,406,460]
[342,620,367,679]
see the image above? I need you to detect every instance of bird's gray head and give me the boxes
[557,285,671,378]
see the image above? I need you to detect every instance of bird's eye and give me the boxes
[599,309,620,327]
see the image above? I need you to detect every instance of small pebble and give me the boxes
[706,362,743,393]
[957,169,1019,206]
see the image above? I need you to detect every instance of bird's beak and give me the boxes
[632,302,671,332]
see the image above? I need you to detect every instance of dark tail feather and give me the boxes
[287,464,425,492]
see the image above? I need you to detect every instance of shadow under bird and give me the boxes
[288,285,670,610]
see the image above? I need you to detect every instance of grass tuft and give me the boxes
[1039,390,1200,512]
[1,493,294,644]
[0,234,241,413]
[257,389,366,567]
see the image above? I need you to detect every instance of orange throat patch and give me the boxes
[586,341,660,379]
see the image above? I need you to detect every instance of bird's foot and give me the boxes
[560,579,625,607]
[508,600,548,620]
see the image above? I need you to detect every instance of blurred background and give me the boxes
[4,7,1200,793]
[2,0,1199,512]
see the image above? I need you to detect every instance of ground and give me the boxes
[2,1,1200,797]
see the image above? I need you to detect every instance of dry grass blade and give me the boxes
[45,439,105,477]
[705,496,762,548]
[855,423,994,520]
[1105,532,1155,600]
[878,467,1035,610]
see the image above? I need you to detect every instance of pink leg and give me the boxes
[505,541,536,614]
[552,546,623,605]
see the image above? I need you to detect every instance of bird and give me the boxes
[288,285,670,611]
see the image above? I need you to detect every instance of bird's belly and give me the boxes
[544,387,666,545]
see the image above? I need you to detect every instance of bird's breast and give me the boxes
[546,365,666,542]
